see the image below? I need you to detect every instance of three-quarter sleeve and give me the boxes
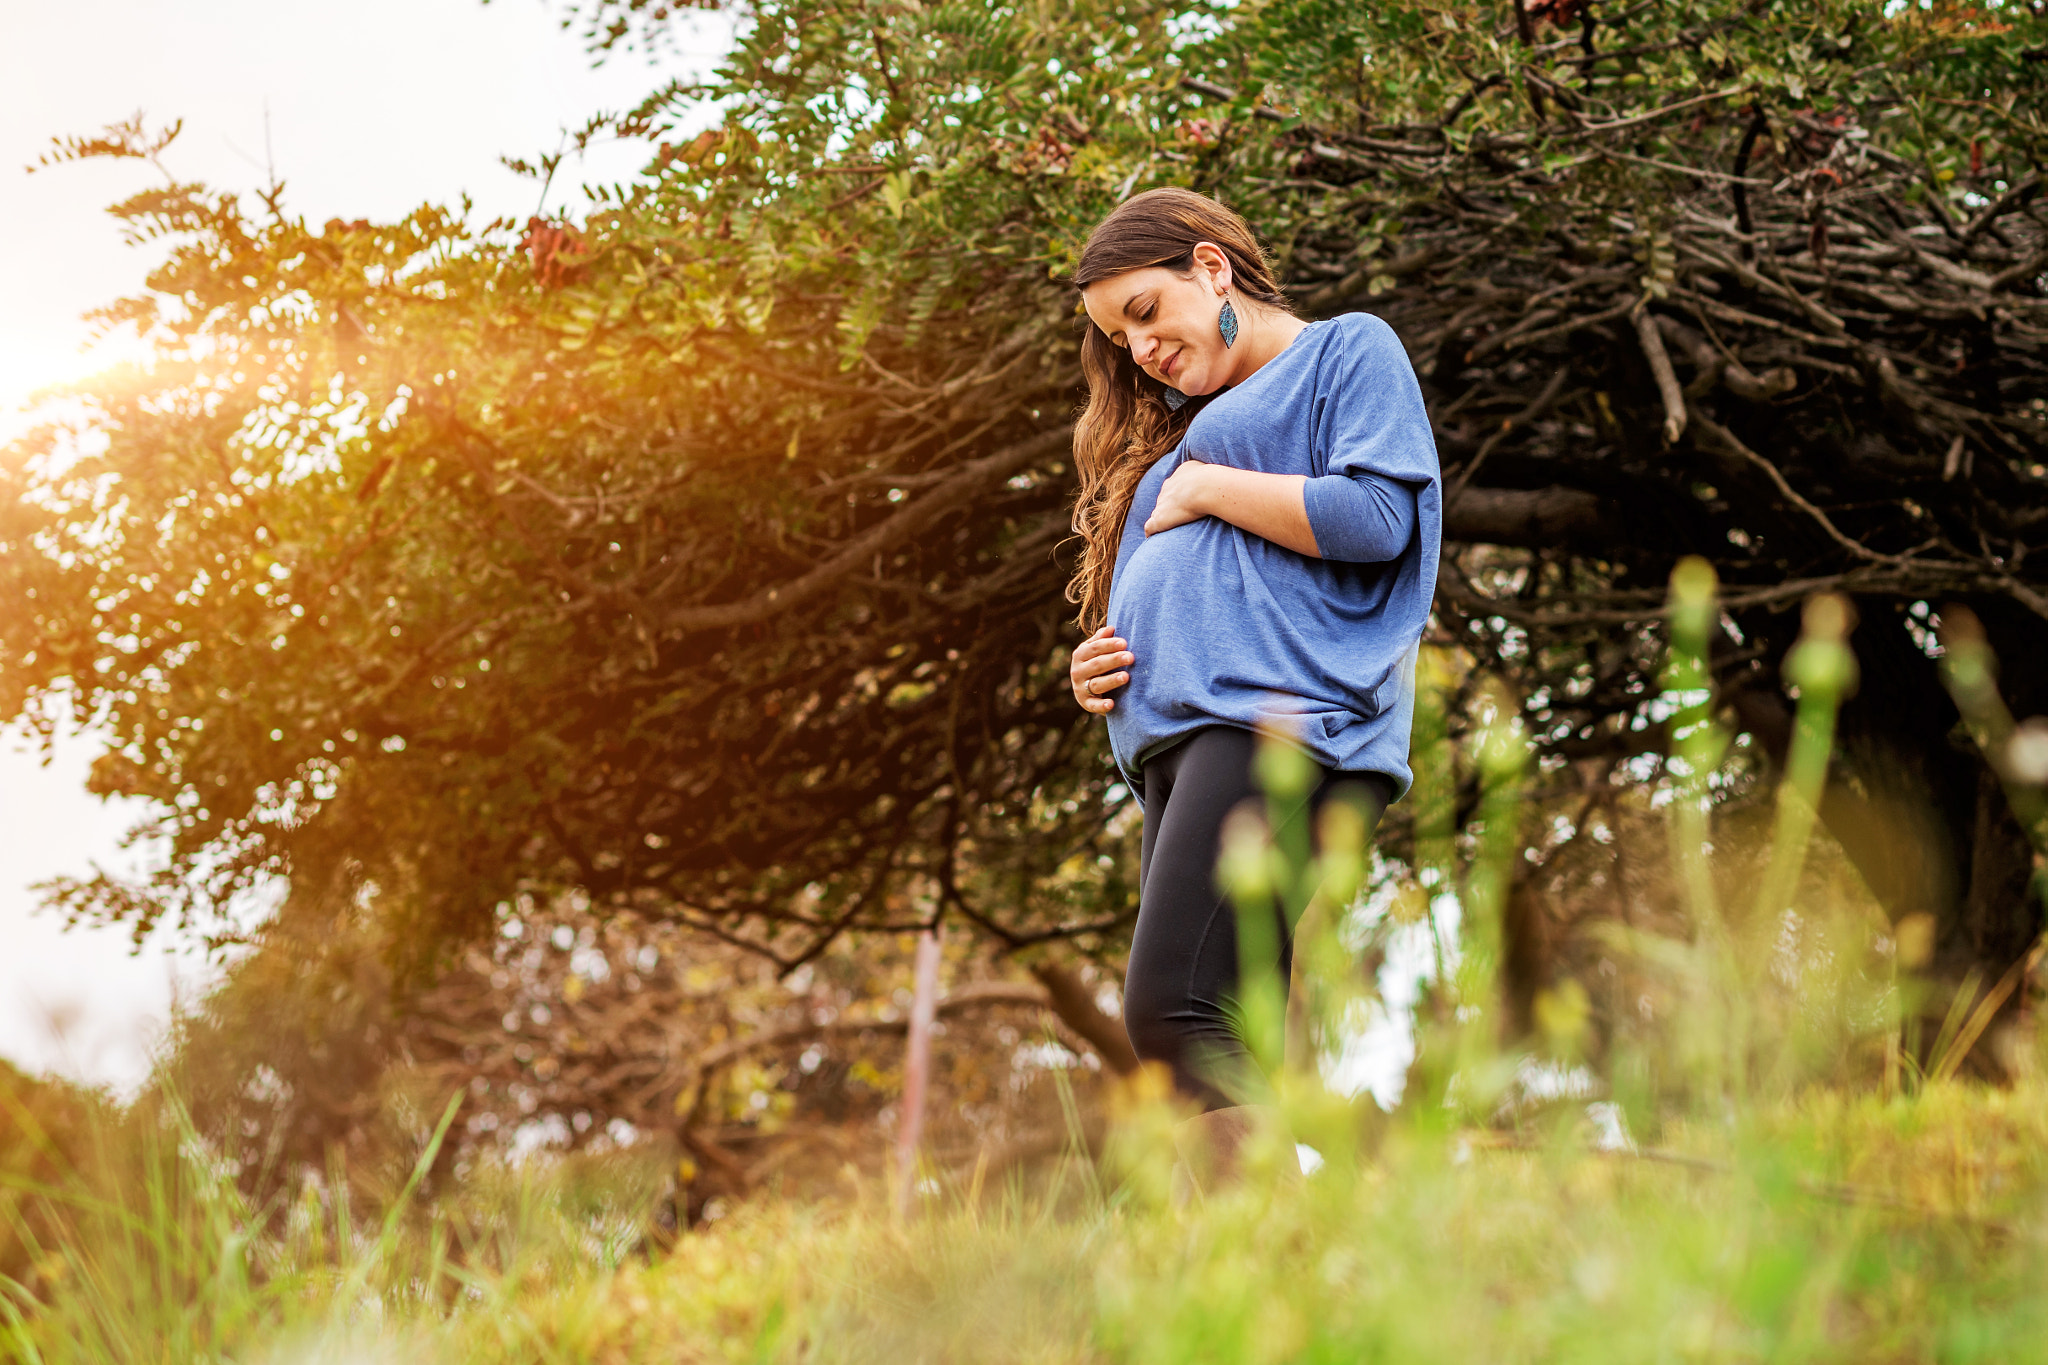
[1303,311,1439,563]
[1303,468,1418,563]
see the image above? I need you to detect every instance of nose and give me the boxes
[1128,330,1160,368]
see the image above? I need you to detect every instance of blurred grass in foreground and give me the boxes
[14,1080,2048,1362]
[10,558,2048,1363]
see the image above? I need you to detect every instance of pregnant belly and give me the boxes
[1108,524,1242,712]
[1109,522,1398,730]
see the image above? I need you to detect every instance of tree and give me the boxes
[166,896,1118,1218]
[5,0,2047,1105]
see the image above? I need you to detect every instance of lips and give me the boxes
[1160,348,1182,381]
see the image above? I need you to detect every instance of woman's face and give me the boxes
[1079,242,1235,397]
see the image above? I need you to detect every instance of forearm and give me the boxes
[1188,464,1322,558]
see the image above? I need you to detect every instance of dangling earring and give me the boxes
[1218,296,1239,349]
[1162,387,1189,412]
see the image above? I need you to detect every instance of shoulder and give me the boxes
[1315,313,1427,415]
[1321,311,1410,369]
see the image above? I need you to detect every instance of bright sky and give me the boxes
[0,0,732,1091]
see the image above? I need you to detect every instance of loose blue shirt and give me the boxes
[1104,311,1442,799]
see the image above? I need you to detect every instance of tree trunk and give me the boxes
[1028,961,1141,1075]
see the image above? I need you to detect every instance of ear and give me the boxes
[1189,241,1232,294]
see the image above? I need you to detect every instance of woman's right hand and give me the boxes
[1070,626,1134,715]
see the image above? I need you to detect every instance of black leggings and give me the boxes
[1122,726,1394,1111]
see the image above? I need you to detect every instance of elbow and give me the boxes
[1303,473,1416,563]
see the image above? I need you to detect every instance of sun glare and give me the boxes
[0,333,157,446]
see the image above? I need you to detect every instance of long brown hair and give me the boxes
[1066,188,1294,630]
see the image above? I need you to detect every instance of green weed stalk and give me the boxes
[1751,595,1856,926]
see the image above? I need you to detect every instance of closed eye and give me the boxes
[1105,297,1156,349]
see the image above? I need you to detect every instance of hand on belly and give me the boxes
[1069,626,1135,715]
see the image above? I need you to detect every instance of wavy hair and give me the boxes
[1066,187,1294,630]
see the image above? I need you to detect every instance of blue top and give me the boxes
[1104,311,1442,799]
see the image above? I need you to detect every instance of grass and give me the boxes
[624,1085,2048,1364]
[12,1076,2048,1362]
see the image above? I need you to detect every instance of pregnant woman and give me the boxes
[1066,187,1442,1183]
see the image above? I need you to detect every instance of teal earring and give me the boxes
[1218,296,1239,348]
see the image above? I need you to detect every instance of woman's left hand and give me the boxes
[1143,460,1214,536]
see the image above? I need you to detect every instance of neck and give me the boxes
[1223,304,1309,387]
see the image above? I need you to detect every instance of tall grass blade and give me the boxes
[1663,557,1726,937]
[1925,967,1985,1087]
[1751,595,1855,923]
[1931,939,2047,1083]
[1938,607,2048,908]
[1662,557,1746,1101]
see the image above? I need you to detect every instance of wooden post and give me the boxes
[893,924,943,1218]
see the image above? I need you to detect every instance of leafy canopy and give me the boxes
[4,0,2046,990]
